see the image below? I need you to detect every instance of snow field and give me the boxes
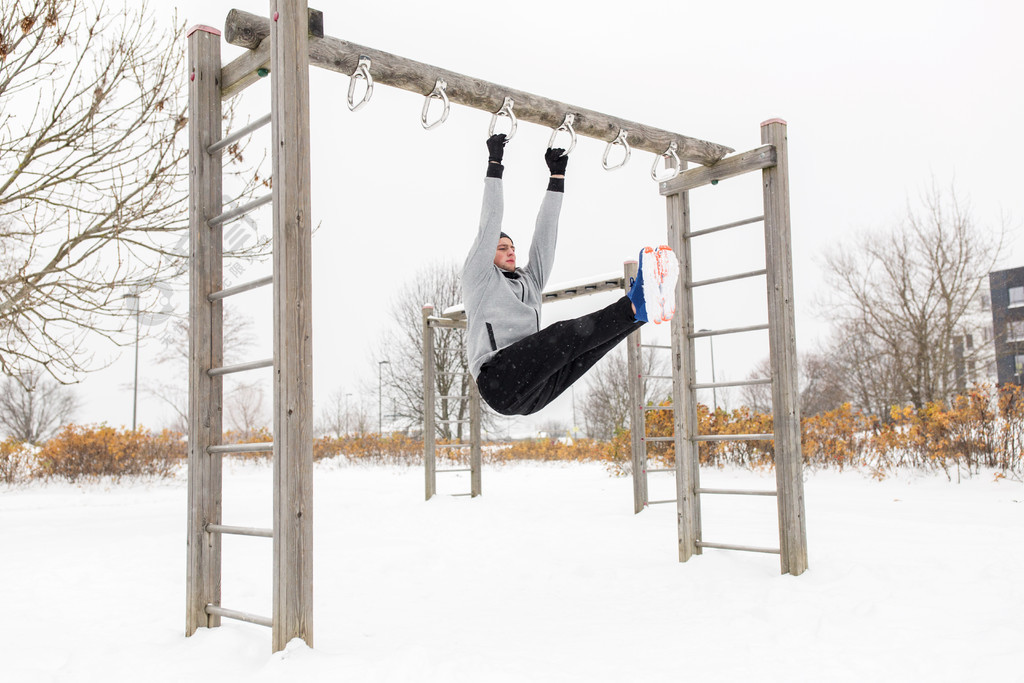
[1,461,1021,682]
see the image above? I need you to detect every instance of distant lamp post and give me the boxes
[122,291,141,430]
[378,360,390,435]
[698,328,717,411]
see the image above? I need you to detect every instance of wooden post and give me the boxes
[664,161,701,563]
[422,307,436,500]
[270,0,314,651]
[761,119,808,576]
[624,260,646,514]
[469,372,482,497]
[186,24,223,637]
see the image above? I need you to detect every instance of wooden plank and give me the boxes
[422,306,437,500]
[220,10,734,166]
[623,260,646,514]
[659,145,777,195]
[270,0,314,652]
[221,37,270,100]
[186,25,224,637]
[761,119,808,576]
[664,161,701,562]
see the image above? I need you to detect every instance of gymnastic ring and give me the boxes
[421,79,450,130]
[602,129,631,171]
[547,113,576,156]
[488,97,517,142]
[347,56,373,112]
[651,141,680,182]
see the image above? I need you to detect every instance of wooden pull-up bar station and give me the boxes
[188,2,805,655]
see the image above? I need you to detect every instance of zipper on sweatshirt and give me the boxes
[485,322,498,351]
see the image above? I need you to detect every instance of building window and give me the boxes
[1010,320,1024,342]
[1010,286,1024,308]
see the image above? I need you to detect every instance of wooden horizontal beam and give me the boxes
[435,272,627,323]
[220,9,734,166]
[659,144,777,195]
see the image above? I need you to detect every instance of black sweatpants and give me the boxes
[476,296,644,416]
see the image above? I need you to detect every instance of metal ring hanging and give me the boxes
[488,96,517,142]
[421,79,450,130]
[651,141,681,182]
[602,129,631,171]
[547,113,577,156]
[347,56,373,112]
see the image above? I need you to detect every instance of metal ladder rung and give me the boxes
[697,488,777,497]
[689,269,767,289]
[694,433,774,442]
[208,358,273,377]
[697,541,781,555]
[206,523,273,538]
[436,468,472,473]
[641,374,674,380]
[207,442,273,454]
[451,493,474,497]
[209,275,273,301]
[642,436,676,442]
[639,343,672,350]
[208,193,272,227]
[436,443,470,449]
[205,605,272,628]
[643,405,674,412]
[646,467,677,473]
[689,324,769,339]
[692,378,770,390]
[207,113,272,154]
[646,499,677,505]
[684,215,764,239]
[438,419,471,424]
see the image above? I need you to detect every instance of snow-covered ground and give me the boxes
[2,461,1021,682]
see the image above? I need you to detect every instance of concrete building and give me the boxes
[989,266,1024,386]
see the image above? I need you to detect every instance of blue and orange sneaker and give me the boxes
[627,247,658,323]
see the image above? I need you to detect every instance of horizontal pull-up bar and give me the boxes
[221,9,734,166]
[437,272,628,322]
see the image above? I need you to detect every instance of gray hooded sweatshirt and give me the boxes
[462,177,562,378]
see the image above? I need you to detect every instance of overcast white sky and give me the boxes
[71,0,1024,435]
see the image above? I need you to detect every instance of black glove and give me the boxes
[487,134,507,163]
[545,148,568,176]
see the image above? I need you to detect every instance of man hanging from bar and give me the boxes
[463,134,679,416]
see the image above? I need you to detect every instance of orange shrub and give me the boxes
[36,425,185,482]
[0,437,34,484]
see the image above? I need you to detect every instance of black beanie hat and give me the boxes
[499,231,513,245]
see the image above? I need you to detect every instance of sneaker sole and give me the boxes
[640,246,663,324]
[655,246,679,322]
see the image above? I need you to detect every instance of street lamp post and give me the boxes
[122,292,141,430]
[698,329,717,411]
[378,360,390,435]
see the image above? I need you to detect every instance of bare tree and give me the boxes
[0,366,78,442]
[379,261,489,440]
[0,1,260,382]
[821,183,1003,410]
[225,381,266,438]
[316,388,370,438]
[145,310,256,433]
[579,347,670,440]
[741,348,852,417]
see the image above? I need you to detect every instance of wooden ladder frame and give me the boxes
[627,120,808,576]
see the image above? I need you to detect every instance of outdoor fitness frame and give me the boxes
[187,2,807,653]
